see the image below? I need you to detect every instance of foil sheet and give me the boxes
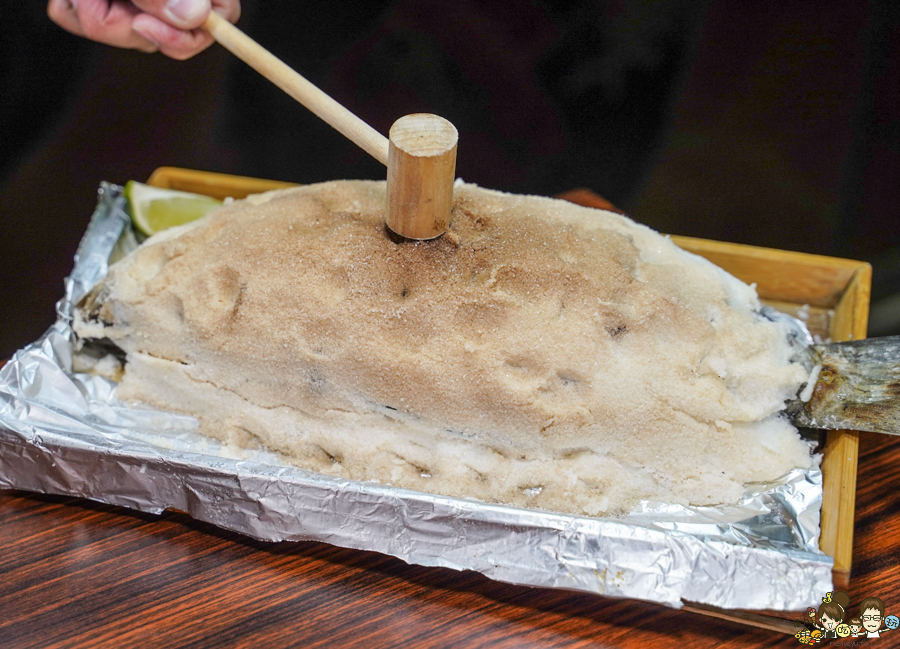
[0,183,833,611]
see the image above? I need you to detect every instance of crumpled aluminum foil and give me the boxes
[0,183,833,611]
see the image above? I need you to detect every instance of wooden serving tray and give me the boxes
[147,166,870,597]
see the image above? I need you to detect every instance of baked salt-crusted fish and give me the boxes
[74,180,824,516]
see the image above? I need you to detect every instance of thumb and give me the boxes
[131,0,211,30]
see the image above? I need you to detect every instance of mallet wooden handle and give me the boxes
[203,11,390,166]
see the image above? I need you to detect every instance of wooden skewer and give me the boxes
[203,11,389,166]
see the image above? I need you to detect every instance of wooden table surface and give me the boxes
[1,423,897,648]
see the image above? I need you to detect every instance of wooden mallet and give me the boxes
[203,12,457,240]
[385,114,458,240]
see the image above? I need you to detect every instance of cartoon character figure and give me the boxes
[798,590,895,644]
[807,607,817,625]
[795,602,825,639]
[847,617,865,637]
[816,591,850,639]
[794,628,823,645]
[860,597,886,638]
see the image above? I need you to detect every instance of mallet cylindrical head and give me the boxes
[386,114,458,240]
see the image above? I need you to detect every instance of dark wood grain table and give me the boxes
[2,419,898,648]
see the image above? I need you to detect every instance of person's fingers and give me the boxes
[131,13,213,60]
[50,0,159,52]
[130,0,210,30]
[47,0,241,59]
[47,0,86,37]
[131,0,240,59]
[210,0,240,24]
[76,0,144,48]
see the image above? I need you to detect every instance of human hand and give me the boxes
[47,0,241,60]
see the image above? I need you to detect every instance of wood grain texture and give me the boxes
[145,167,298,202]
[2,430,897,648]
[669,236,866,309]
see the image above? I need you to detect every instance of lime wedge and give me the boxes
[125,180,223,236]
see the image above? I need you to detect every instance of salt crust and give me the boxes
[74,181,812,516]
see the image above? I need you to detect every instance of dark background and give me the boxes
[1,0,898,360]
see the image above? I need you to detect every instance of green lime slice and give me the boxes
[125,180,223,236]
